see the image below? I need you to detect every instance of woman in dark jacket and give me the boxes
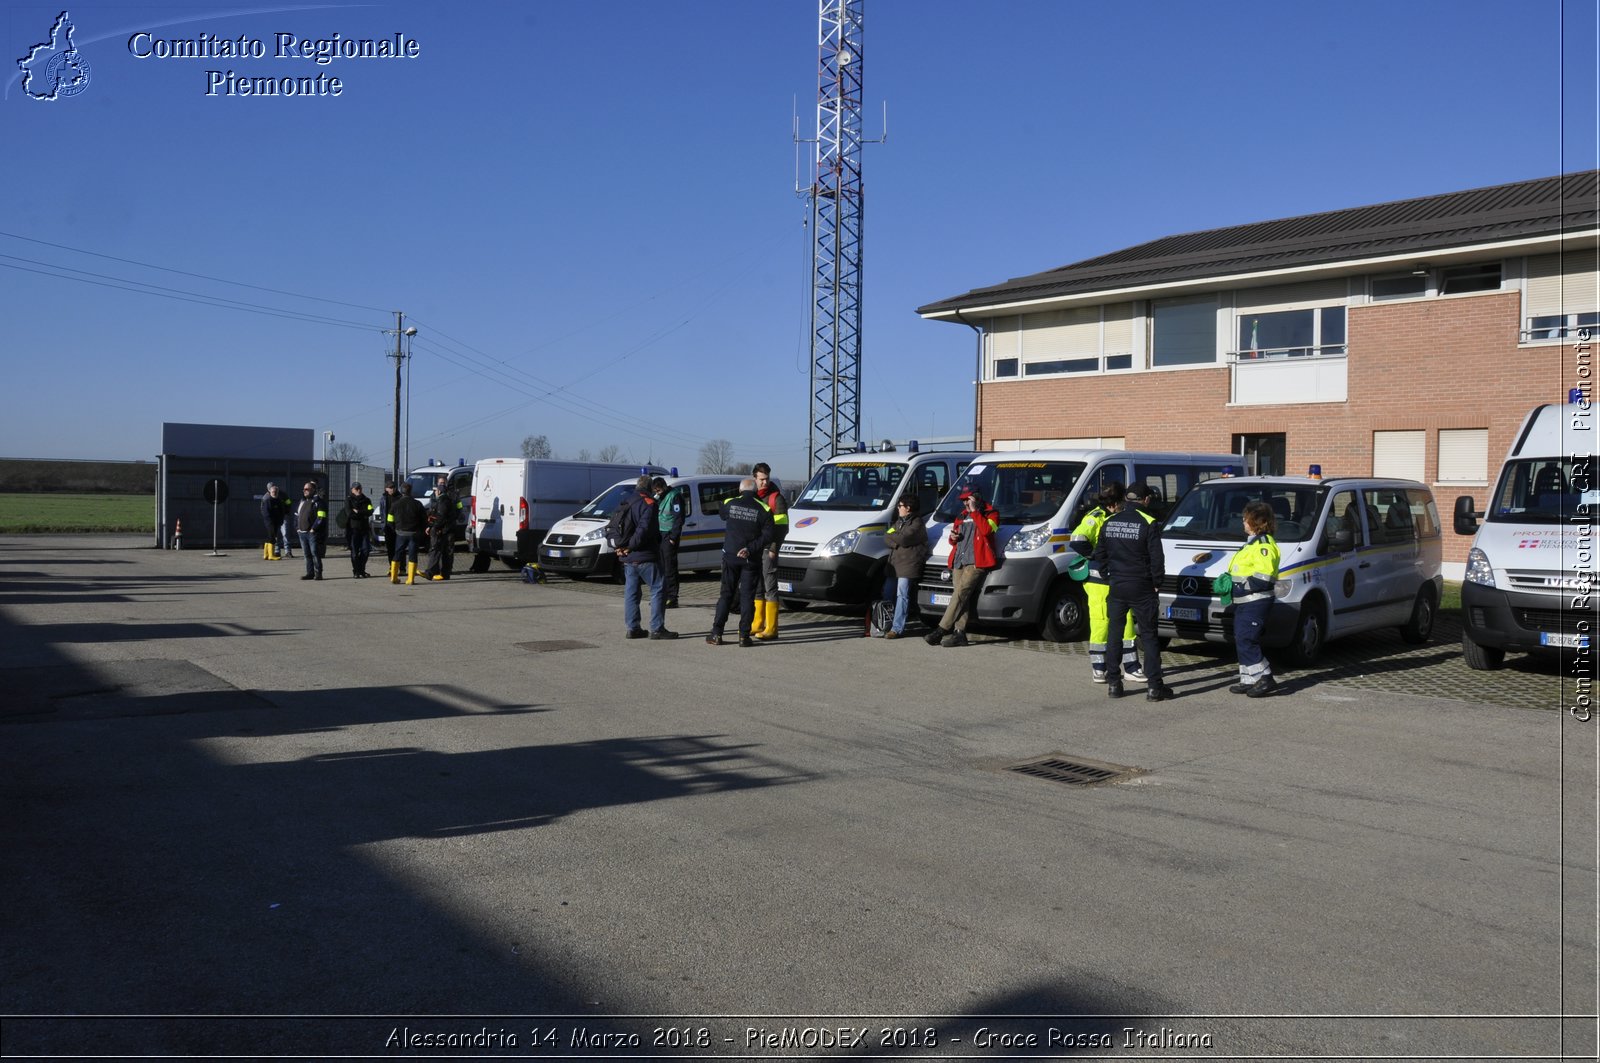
[881,493,930,639]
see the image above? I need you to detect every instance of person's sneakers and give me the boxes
[1145,683,1176,702]
[1106,681,1124,699]
[649,628,679,640]
[1228,682,1252,695]
[300,574,314,581]
[1244,675,1278,698]
[1123,666,1148,684]
[883,630,900,640]
[314,574,323,580]
[739,636,755,648]
[940,631,969,648]
[925,629,947,646]
[1091,669,1108,684]
[705,635,724,646]
[625,628,649,640]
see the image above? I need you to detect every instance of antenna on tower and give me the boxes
[795,0,885,476]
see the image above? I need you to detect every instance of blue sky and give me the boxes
[4,0,1596,480]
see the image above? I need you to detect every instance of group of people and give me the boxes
[258,467,1282,698]
[618,464,790,646]
[257,474,463,586]
[876,478,1282,701]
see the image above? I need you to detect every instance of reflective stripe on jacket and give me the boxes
[1227,533,1280,604]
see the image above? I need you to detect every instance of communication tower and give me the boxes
[800,0,876,473]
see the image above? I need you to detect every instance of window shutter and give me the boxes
[1526,250,1600,317]
[1021,308,1100,361]
[1437,428,1488,483]
[1103,303,1134,355]
[1235,279,1348,314]
[1372,430,1426,482]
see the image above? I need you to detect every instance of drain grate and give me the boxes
[515,639,597,653]
[1006,753,1144,787]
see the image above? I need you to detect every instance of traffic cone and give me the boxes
[173,519,183,549]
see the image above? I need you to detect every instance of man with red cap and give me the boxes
[925,487,999,647]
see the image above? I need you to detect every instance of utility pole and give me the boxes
[384,313,416,485]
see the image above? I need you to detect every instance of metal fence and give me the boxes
[154,457,389,549]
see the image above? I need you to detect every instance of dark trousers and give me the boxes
[349,530,370,574]
[383,525,396,561]
[711,556,760,638]
[427,534,453,579]
[1105,587,1162,683]
[660,536,680,604]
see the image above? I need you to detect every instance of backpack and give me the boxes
[604,500,635,551]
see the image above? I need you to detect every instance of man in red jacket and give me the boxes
[925,488,999,648]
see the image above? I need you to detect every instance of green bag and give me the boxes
[1213,570,1233,607]
[1065,553,1091,581]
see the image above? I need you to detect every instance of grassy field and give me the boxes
[0,493,153,533]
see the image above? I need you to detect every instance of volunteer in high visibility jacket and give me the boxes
[343,483,375,579]
[925,488,999,648]
[1068,483,1142,684]
[1227,500,1282,698]
[1093,482,1173,700]
[751,463,789,640]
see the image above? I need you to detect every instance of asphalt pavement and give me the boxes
[2,536,1595,1060]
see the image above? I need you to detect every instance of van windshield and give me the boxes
[795,462,907,510]
[1163,482,1327,544]
[934,461,1086,524]
[1487,458,1597,524]
[577,483,639,519]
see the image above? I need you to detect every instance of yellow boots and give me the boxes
[405,562,417,585]
[262,542,272,560]
[752,599,780,640]
[388,561,400,584]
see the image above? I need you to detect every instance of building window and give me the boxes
[1236,306,1346,359]
[1525,311,1600,342]
[1233,433,1286,476]
[1371,273,1428,301]
[1523,250,1598,341]
[1437,428,1488,484]
[1373,430,1426,482]
[994,358,1019,378]
[1151,295,1217,367]
[1439,262,1501,295]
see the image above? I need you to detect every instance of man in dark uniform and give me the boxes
[1093,482,1175,701]
[426,474,460,581]
[390,483,427,585]
[707,477,775,647]
[344,482,375,578]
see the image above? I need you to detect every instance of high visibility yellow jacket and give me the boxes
[1227,533,1280,604]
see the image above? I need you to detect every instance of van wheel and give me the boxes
[1462,631,1506,670]
[1287,600,1325,666]
[1039,580,1088,643]
[1399,586,1436,644]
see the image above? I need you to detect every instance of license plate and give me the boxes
[777,580,794,592]
[930,593,951,607]
[1166,606,1201,621]
[547,549,563,558]
[1540,631,1590,649]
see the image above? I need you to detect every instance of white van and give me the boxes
[777,449,977,605]
[538,473,747,579]
[468,458,664,570]
[915,450,1239,640]
[1454,402,1596,669]
[1158,474,1443,664]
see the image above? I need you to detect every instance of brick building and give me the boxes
[917,170,1599,575]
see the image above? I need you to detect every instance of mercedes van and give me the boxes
[914,449,1238,641]
[1454,402,1596,668]
[1158,474,1443,664]
[777,448,976,605]
[538,473,747,580]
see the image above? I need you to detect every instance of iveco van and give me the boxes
[538,473,748,580]
[1454,402,1596,668]
[915,450,1239,641]
[777,449,976,605]
[1158,474,1443,664]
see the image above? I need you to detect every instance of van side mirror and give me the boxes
[1453,495,1479,536]
[1328,526,1354,553]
